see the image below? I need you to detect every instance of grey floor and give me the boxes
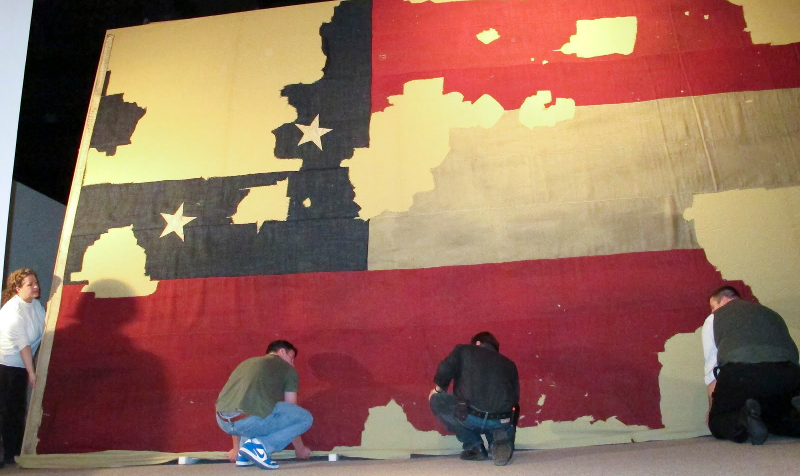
[4,436,799,476]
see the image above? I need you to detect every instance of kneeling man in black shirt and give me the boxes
[429,331,520,465]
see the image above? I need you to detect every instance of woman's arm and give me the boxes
[20,345,36,388]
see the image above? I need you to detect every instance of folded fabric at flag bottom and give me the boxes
[37,249,744,454]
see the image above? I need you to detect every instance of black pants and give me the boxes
[0,364,28,461]
[709,362,800,442]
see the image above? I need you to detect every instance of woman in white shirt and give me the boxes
[0,269,45,465]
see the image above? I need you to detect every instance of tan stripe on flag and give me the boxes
[367,88,800,270]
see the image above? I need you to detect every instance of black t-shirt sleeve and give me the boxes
[434,346,462,390]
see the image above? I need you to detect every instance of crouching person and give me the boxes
[429,332,520,466]
[216,340,313,469]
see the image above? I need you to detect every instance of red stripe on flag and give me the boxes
[372,0,800,111]
[39,249,746,453]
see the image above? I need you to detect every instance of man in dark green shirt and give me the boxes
[216,340,313,469]
[703,286,800,444]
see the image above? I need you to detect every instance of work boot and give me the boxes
[459,444,487,461]
[491,428,513,466]
[743,399,768,445]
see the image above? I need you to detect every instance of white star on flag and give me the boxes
[159,203,197,241]
[295,115,332,150]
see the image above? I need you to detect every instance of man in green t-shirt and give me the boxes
[216,340,313,469]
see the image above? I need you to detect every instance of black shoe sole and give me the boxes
[745,399,768,445]
[491,429,513,466]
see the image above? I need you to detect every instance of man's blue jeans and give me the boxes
[217,402,313,455]
[430,392,515,451]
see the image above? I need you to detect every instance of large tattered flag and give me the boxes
[29,0,800,459]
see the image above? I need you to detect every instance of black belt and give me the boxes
[217,412,250,423]
[468,408,513,420]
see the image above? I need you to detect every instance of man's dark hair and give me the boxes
[266,340,297,356]
[471,331,500,352]
[709,285,741,302]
